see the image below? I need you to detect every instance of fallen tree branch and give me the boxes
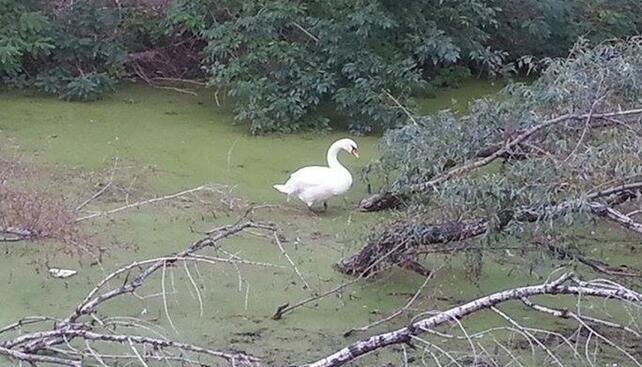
[74,184,225,222]
[302,272,642,367]
[534,237,642,278]
[340,181,642,276]
[0,220,274,366]
[0,226,35,242]
[590,202,642,235]
[359,108,642,212]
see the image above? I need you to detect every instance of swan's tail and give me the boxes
[273,184,293,201]
[273,184,289,193]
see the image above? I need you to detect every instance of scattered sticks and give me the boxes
[74,184,228,222]
[75,157,119,212]
[0,220,274,367]
[343,272,434,337]
[273,238,413,320]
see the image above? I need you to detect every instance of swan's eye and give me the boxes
[350,146,359,158]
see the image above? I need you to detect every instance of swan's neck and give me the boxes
[326,142,346,170]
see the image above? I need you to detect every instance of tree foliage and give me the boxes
[349,38,642,277]
[0,0,53,77]
[168,0,504,133]
[0,0,158,100]
[1,0,641,130]
[167,0,642,133]
[492,0,642,59]
[372,38,642,202]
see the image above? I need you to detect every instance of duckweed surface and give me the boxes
[1,82,638,366]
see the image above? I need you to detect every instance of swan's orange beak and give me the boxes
[351,148,359,159]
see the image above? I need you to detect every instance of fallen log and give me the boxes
[342,182,642,276]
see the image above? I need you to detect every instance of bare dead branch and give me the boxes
[291,21,320,43]
[74,184,227,222]
[75,157,119,211]
[385,90,418,125]
[0,220,275,367]
[274,232,311,290]
[590,202,642,235]
[303,272,642,367]
[534,237,642,278]
[340,181,642,276]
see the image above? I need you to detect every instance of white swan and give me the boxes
[273,138,359,211]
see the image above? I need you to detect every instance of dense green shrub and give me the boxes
[169,0,501,134]
[169,0,642,134]
[1,0,126,100]
[491,0,642,59]
[2,0,641,132]
[0,0,54,77]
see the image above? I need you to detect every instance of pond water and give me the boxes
[3,80,633,366]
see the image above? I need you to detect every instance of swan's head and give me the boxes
[335,138,359,159]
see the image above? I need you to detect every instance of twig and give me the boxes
[384,90,418,125]
[75,157,118,211]
[344,272,434,336]
[491,306,564,367]
[74,184,221,222]
[161,262,179,335]
[520,297,642,338]
[128,337,150,367]
[273,232,311,290]
[534,238,642,278]
[273,238,411,319]
[183,262,204,318]
[564,96,602,162]
[291,21,320,43]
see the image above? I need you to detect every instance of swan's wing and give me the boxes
[286,166,331,188]
[286,166,340,204]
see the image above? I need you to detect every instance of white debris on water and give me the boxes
[48,268,77,279]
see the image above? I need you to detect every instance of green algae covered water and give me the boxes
[2,81,636,366]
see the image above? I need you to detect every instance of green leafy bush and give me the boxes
[2,0,641,132]
[169,0,500,134]
[491,0,642,59]
[0,0,54,76]
[0,0,125,100]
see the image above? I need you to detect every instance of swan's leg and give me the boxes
[323,201,328,212]
[306,205,320,216]
[306,201,319,215]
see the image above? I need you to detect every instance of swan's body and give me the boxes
[273,138,359,210]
